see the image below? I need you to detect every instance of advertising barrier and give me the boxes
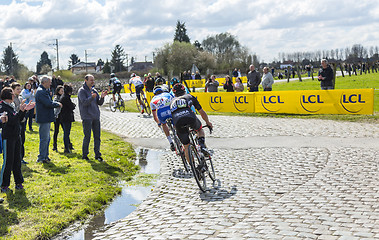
[140,89,374,115]
[255,89,374,115]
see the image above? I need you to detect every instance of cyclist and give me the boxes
[108,73,122,107]
[170,83,213,163]
[170,77,190,94]
[128,73,145,114]
[150,85,175,151]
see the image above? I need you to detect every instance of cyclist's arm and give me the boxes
[198,109,212,128]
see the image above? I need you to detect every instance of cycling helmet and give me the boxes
[172,83,185,96]
[130,73,136,78]
[153,86,163,95]
[161,84,169,92]
[110,73,116,78]
[171,77,180,85]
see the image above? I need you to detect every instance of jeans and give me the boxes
[20,122,26,160]
[249,86,259,92]
[53,118,62,147]
[61,121,72,151]
[264,87,272,91]
[82,119,101,158]
[321,86,334,90]
[38,122,51,161]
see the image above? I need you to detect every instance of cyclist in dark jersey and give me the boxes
[170,83,213,163]
[108,73,122,107]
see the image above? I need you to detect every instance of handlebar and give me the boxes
[203,125,213,134]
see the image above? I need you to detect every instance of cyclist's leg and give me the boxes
[193,118,207,152]
[175,123,191,163]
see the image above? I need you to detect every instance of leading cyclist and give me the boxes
[150,85,175,151]
[128,73,145,114]
[170,83,213,163]
[108,73,122,107]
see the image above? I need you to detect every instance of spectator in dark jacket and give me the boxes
[78,74,107,161]
[223,75,234,92]
[247,65,261,92]
[52,85,64,151]
[232,68,238,78]
[60,84,76,153]
[194,71,201,80]
[144,73,155,92]
[35,76,62,163]
[318,59,334,90]
[0,87,34,192]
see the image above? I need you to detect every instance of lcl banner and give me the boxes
[254,89,374,115]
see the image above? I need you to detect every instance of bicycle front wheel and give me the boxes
[189,144,206,192]
[135,98,141,112]
[174,134,189,172]
[109,98,116,112]
[205,156,216,182]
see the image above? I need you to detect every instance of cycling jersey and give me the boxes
[129,76,143,87]
[150,92,174,124]
[109,77,122,94]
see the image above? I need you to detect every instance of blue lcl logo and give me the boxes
[302,95,324,103]
[210,96,223,103]
[234,96,248,104]
[263,96,284,104]
[342,94,365,103]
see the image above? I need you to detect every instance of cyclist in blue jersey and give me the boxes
[150,85,175,151]
[108,73,122,107]
[128,73,145,114]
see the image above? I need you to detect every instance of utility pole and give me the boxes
[85,50,88,73]
[126,54,128,72]
[9,42,13,75]
[145,56,147,62]
[55,39,59,70]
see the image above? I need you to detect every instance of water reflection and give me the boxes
[62,148,163,240]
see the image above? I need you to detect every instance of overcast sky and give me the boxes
[0,0,378,72]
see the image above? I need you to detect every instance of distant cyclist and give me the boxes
[150,85,175,151]
[170,83,213,162]
[128,73,145,114]
[108,73,122,107]
[170,77,190,94]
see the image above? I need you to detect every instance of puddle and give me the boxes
[57,148,164,240]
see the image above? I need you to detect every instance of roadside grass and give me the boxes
[0,122,139,240]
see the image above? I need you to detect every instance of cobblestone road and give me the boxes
[74,99,379,240]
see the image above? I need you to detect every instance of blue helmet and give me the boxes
[153,86,163,95]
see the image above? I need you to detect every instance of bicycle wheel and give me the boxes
[189,144,207,192]
[205,156,216,182]
[119,99,126,113]
[135,98,141,112]
[143,97,151,115]
[109,98,116,112]
[174,133,189,172]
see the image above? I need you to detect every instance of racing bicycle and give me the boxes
[130,90,151,115]
[109,92,125,113]
[187,125,216,192]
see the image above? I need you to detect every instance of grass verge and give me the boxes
[0,122,139,239]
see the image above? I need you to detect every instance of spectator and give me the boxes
[182,71,188,80]
[52,85,64,152]
[292,68,296,78]
[271,67,275,76]
[306,65,311,77]
[9,76,16,85]
[60,84,76,153]
[261,67,274,91]
[0,87,34,192]
[223,75,234,92]
[234,77,244,92]
[232,68,238,78]
[51,75,58,95]
[35,75,62,163]
[237,68,242,78]
[278,72,284,79]
[11,82,28,164]
[191,72,195,80]
[0,78,5,93]
[78,74,107,161]
[318,59,334,90]
[21,82,35,131]
[247,65,261,92]
[144,73,154,92]
[155,72,166,86]
[194,71,201,80]
[205,75,219,92]
[4,76,11,87]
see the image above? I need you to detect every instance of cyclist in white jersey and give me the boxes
[150,85,175,151]
[128,73,145,114]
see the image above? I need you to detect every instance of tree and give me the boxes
[174,20,190,43]
[96,58,104,67]
[68,53,80,69]
[102,59,111,73]
[40,64,52,74]
[193,40,203,51]
[36,51,52,74]
[1,45,19,75]
[110,45,126,73]
[16,63,33,81]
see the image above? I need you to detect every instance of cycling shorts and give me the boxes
[112,84,122,94]
[135,84,144,100]
[174,115,202,145]
[157,106,172,124]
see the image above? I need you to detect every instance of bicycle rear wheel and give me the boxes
[189,144,206,192]
[109,98,116,112]
[119,99,126,113]
[143,97,151,115]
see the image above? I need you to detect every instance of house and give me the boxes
[129,62,154,72]
[71,62,97,74]
[280,60,294,69]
